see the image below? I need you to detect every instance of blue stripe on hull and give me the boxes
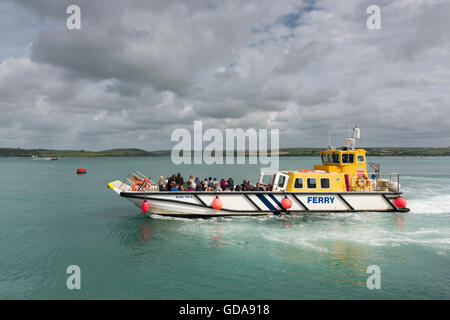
[257,194,276,211]
[268,194,283,210]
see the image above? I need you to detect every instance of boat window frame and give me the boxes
[307,177,317,189]
[274,172,289,191]
[260,172,275,186]
[332,153,340,164]
[357,155,365,163]
[278,175,286,187]
[321,153,327,164]
[294,177,303,189]
[320,177,330,189]
[342,153,355,164]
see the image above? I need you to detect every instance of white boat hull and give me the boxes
[108,180,408,218]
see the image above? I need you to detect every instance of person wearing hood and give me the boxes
[158,176,165,191]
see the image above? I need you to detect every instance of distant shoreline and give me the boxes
[1,147,450,157]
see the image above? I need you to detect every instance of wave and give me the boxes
[261,228,450,252]
[263,234,330,253]
[396,175,450,216]
[407,194,450,215]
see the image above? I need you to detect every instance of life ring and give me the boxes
[132,179,151,191]
[356,174,370,188]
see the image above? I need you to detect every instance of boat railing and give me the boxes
[120,171,158,192]
[350,172,400,192]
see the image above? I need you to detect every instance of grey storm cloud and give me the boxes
[0,0,449,150]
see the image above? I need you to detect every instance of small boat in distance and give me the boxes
[107,128,409,217]
[31,155,61,160]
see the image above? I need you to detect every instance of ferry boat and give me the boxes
[107,128,409,217]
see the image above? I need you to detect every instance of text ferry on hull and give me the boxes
[108,128,409,217]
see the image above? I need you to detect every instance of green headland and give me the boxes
[1,147,450,157]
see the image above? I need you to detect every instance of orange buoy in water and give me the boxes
[212,196,223,210]
[142,200,150,213]
[281,196,292,210]
[76,168,86,174]
[393,197,407,209]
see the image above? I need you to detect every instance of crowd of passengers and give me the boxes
[157,173,272,192]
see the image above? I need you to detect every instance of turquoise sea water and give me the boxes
[0,156,449,299]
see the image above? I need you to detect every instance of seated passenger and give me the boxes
[169,182,179,192]
[176,173,184,186]
[158,176,165,191]
[167,174,177,190]
[196,181,204,191]
[227,178,234,190]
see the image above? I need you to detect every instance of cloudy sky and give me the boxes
[0,0,449,150]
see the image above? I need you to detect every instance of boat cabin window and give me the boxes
[307,178,317,189]
[332,153,340,164]
[327,154,332,163]
[357,155,365,163]
[321,153,327,164]
[320,178,330,189]
[294,178,303,189]
[342,153,354,164]
[277,175,286,188]
[261,173,274,185]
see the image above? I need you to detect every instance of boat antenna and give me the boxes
[328,128,331,149]
[352,125,360,150]
[344,124,360,150]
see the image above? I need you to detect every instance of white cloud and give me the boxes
[0,0,449,149]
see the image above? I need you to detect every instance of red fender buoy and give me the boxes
[76,168,86,174]
[281,196,292,210]
[393,197,407,209]
[212,196,223,210]
[142,200,150,213]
